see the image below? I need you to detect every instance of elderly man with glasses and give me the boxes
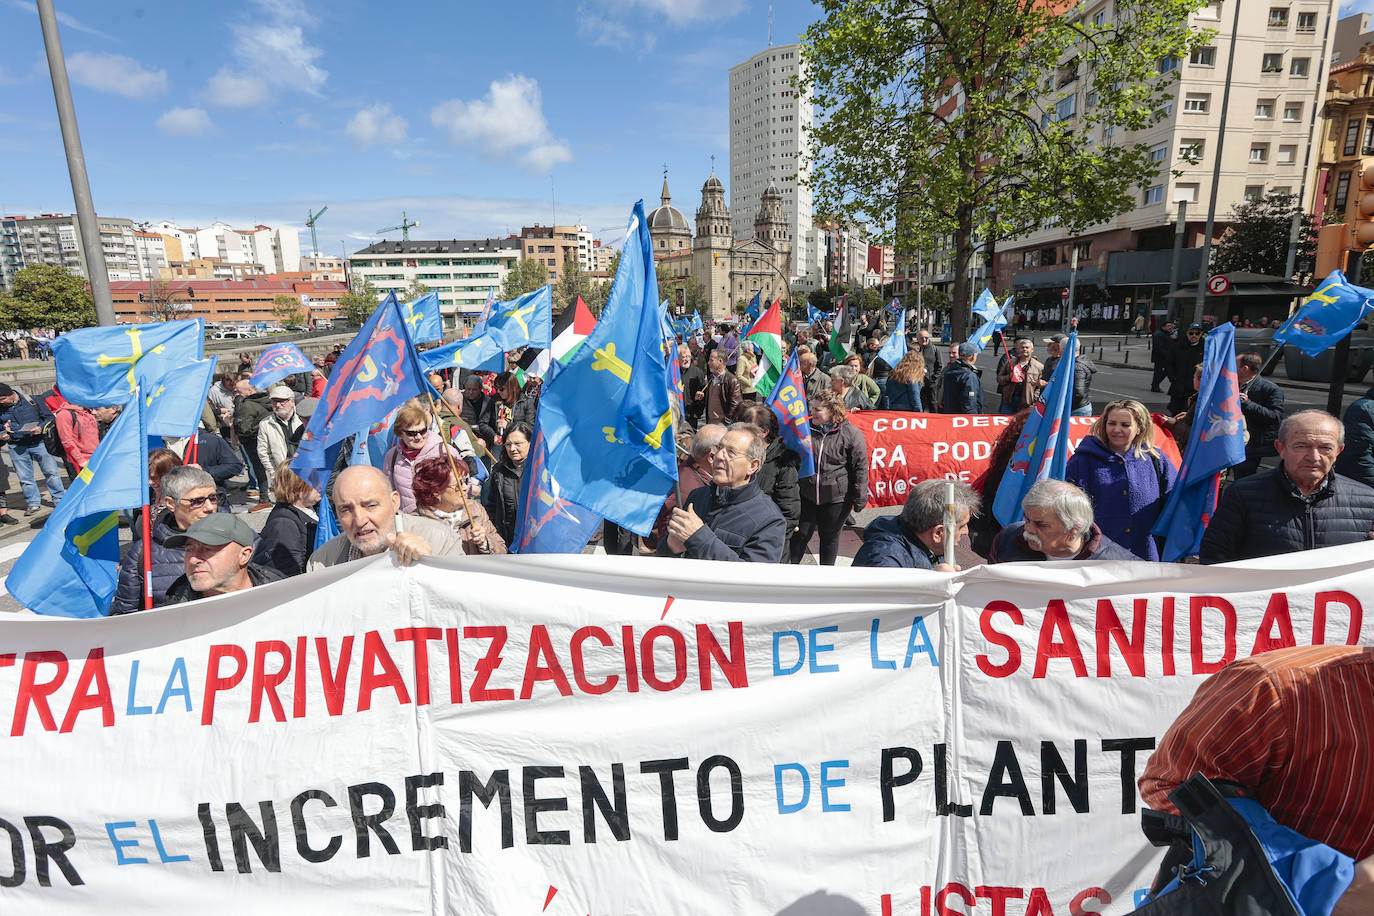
[111,466,222,614]
[657,422,786,562]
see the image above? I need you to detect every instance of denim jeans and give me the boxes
[1071,404,1093,417]
[9,441,66,507]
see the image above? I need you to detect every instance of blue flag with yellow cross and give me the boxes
[7,391,149,617]
[52,318,204,406]
[531,200,677,534]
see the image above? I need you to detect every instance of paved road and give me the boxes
[2,332,1367,613]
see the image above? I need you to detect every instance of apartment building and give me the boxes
[520,224,594,282]
[729,43,821,288]
[109,277,344,325]
[994,0,1335,319]
[0,212,143,288]
[349,238,522,326]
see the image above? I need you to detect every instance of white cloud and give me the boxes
[345,103,408,149]
[201,0,326,107]
[65,52,167,99]
[205,68,269,108]
[295,112,320,129]
[576,6,655,53]
[583,0,743,29]
[156,107,215,137]
[231,22,327,93]
[431,75,571,173]
[6,0,117,41]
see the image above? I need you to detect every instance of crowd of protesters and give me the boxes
[2,307,1373,614]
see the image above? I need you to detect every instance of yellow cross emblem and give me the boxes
[592,343,632,383]
[96,328,167,393]
[405,300,426,332]
[72,512,119,555]
[505,302,537,339]
[642,409,673,450]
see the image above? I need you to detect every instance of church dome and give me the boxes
[648,177,690,233]
[703,172,724,192]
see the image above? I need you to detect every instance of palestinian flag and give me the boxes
[745,297,784,395]
[527,296,598,378]
[829,294,852,362]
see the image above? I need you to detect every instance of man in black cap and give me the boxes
[1168,323,1205,415]
[165,514,284,603]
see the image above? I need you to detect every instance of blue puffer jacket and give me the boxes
[852,515,936,569]
[942,360,984,414]
[1065,435,1177,560]
[989,521,1138,563]
[111,508,189,614]
[657,480,785,562]
[1199,468,1374,564]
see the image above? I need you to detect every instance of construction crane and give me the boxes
[305,205,328,256]
[377,211,419,241]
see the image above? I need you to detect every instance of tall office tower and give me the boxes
[729,42,819,288]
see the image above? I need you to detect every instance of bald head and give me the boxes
[441,388,463,411]
[334,465,401,556]
[236,380,255,398]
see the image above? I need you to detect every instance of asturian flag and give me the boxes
[531,200,677,534]
[6,393,148,617]
[53,318,204,406]
[400,291,444,344]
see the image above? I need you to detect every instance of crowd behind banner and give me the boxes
[5,224,1374,621]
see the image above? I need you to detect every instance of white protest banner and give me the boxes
[2,543,1371,913]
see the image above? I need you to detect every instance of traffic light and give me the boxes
[1354,163,1374,250]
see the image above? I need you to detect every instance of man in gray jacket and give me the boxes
[309,466,467,569]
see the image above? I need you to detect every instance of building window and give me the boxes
[1092,9,1106,26]
[1022,250,1038,268]
[1268,7,1288,27]
[1255,99,1274,119]
[1364,121,1374,154]
[1334,172,1352,211]
[1040,247,1058,266]
[1156,56,1179,75]
[1244,185,1265,204]
[1249,145,1268,162]
[1283,102,1302,121]
[1149,143,1167,163]
[1345,119,1361,156]
[1190,46,1216,66]
[1290,57,1309,77]
[1277,144,1297,164]
[1183,93,1210,113]
[1261,53,1284,73]
[1175,183,1200,204]
[1296,11,1316,31]
[1199,1,1222,19]
[1144,185,1164,205]
[1054,95,1077,121]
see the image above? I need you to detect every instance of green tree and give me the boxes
[337,276,380,326]
[554,256,597,311]
[801,0,1205,340]
[402,279,432,302]
[501,258,551,300]
[1212,191,1317,279]
[0,263,97,331]
[271,294,306,327]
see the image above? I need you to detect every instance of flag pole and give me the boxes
[425,390,479,527]
[137,385,153,612]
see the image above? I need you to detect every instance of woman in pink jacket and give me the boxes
[382,404,476,513]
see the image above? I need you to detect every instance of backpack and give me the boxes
[42,410,69,459]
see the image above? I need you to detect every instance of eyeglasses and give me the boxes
[718,446,749,461]
[179,494,219,509]
[400,428,428,438]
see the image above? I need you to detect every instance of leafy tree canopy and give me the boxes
[1212,191,1316,279]
[0,264,97,331]
[801,0,1206,338]
[501,258,552,300]
[337,276,380,326]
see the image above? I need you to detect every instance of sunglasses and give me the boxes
[400,428,428,438]
[179,494,219,509]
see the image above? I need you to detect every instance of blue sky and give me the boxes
[0,0,816,254]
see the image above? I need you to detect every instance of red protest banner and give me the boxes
[848,411,1182,508]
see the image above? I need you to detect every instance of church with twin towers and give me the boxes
[649,168,791,322]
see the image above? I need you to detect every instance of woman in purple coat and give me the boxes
[1065,398,1178,561]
